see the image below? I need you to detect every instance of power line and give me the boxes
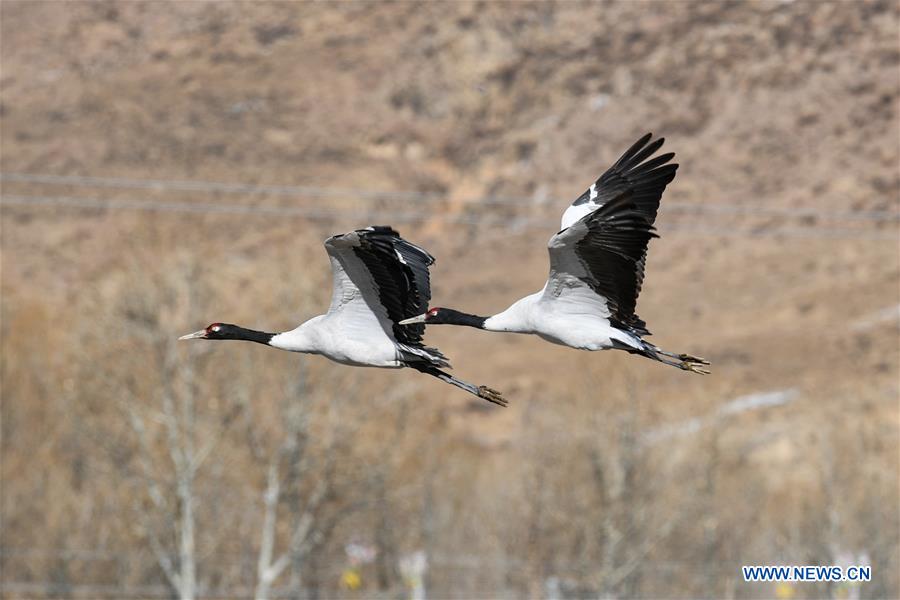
[2,194,897,240]
[3,171,898,222]
[0,582,174,600]
[0,546,748,571]
[0,172,471,204]
[661,202,900,222]
[0,193,512,226]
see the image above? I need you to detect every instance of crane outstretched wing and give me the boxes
[546,191,658,334]
[560,133,678,230]
[324,226,435,346]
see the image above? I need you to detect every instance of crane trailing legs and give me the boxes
[400,133,710,375]
[180,226,507,406]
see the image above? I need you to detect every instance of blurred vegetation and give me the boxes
[1,1,898,598]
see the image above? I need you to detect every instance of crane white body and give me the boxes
[483,288,639,351]
[181,227,507,405]
[401,134,708,374]
[268,315,402,368]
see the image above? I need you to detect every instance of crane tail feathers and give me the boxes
[398,344,451,369]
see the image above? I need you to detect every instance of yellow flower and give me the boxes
[775,582,795,599]
[341,568,362,591]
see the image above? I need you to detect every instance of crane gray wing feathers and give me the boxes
[324,226,436,348]
[546,191,658,335]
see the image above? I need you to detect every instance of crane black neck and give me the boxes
[430,308,488,329]
[209,324,276,345]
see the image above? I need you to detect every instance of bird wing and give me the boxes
[560,133,678,230]
[546,190,658,334]
[324,226,435,346]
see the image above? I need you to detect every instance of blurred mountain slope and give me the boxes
[1,1,898,597]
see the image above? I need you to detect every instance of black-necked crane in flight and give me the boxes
[400,134,709,374]
[179,226,507,406]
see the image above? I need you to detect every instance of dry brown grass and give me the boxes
[2,1,898,598]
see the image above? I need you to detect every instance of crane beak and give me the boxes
[178,329,208,340]
[398,314,427,325]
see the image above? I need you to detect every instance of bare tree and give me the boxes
[587,403,693,597]
[77,255,239,600]
[122,342,203,600]
[114,260,227,600]
[253,371,337,600]
[253,365,371,600]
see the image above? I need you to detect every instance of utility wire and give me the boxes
[2,194,897,240]
[0,193,510,226]
[3,171,898,222]
[0,172,457,203]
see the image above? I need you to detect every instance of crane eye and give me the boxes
[209,323,222,333]
[428,308,440,317]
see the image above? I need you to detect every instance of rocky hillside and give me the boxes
[2,1,898,598]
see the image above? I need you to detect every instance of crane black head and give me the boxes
[178,323,274,344]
